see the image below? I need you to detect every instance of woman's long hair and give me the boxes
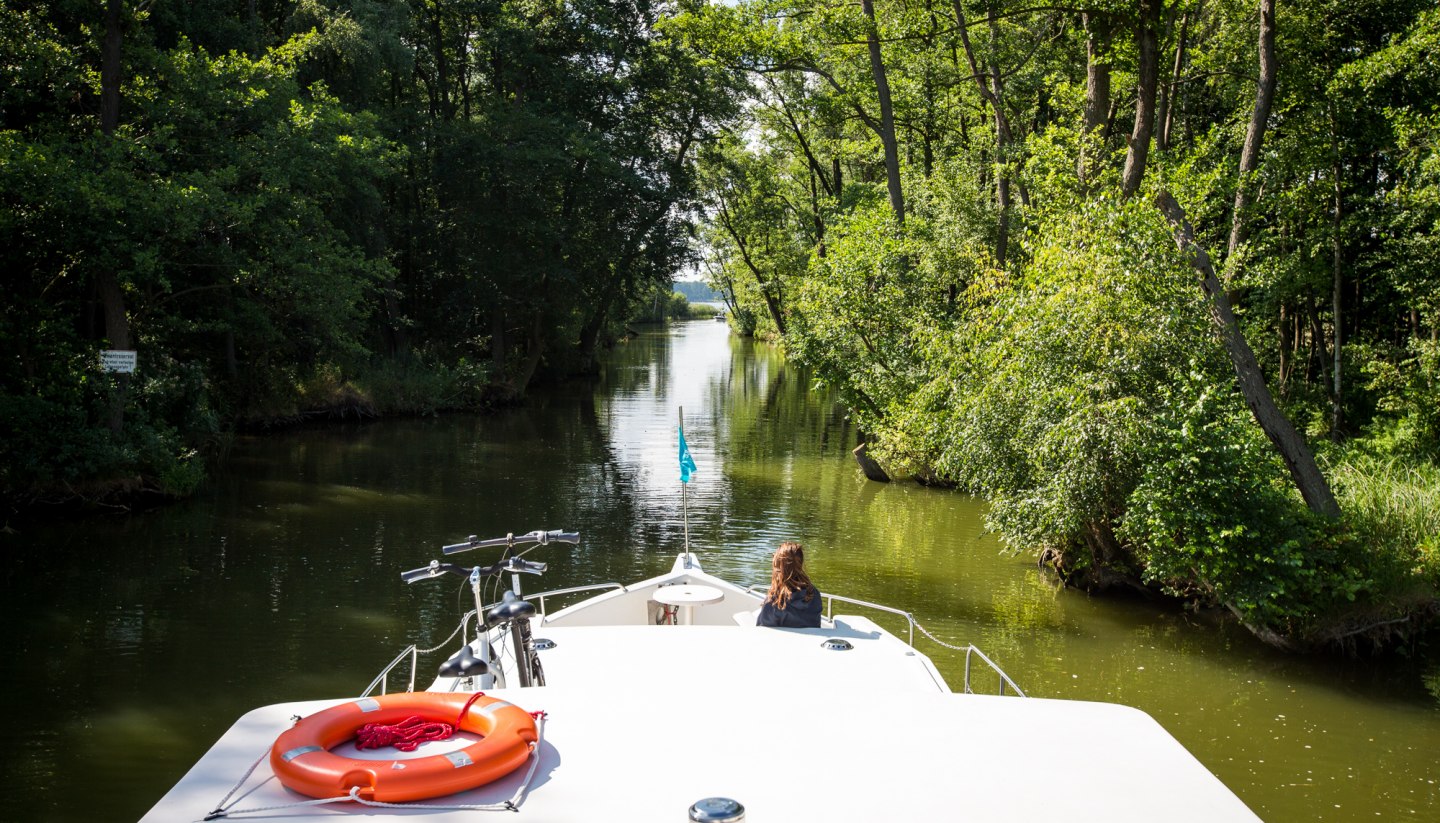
[766,541,813,610]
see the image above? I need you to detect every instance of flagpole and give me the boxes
[679,406,690,558]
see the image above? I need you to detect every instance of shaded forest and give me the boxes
[1,0,739,507]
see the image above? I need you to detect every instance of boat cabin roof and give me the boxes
[143,619,1260,822]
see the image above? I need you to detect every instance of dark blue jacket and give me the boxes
[756,587,823,628]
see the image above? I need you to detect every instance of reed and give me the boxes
[1329,454,1440,583]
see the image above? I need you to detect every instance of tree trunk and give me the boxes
[512,313,545,398]
[1079,12,1112,184]
[1156,190,1341,519]
[810,169,827,257]
[1226,0,1277,264]
[1331,160,1344,439]
[99,0,131,433]
[1308,293,1333,389]
[954,2,1015,264]
[576,292,615,375]
[428,2,453,120]
[853,441,891,482]
[490,307,507,382]
[861,0,905,224]
[1159,10,1192,151]
[716,201,787,335]
[101,0,123,134]
[1277,303,1290,388]
[1121,0,1162,197]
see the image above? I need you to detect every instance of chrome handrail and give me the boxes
[362,645,418,698]
[361,609,478,698]
[822,592,917,646]
[531,583,626,616]
[744,586,916,646]
[360,585,625,697]
[963,645,1027,697]
[744,585,1025,697]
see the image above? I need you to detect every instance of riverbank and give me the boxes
[858,433,1440,655]
[0,355,498,519]
[1,313,720,520]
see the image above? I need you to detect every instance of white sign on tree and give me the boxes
[100,350,138,373]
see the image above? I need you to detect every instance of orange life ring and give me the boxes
[270,692,538,802]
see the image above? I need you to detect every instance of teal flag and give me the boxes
[679,428,697,483]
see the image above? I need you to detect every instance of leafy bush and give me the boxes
[1362,340,1440,460]
[1120,379,1367,629]
[882,197,1218,568]
[0,374,205,503]
[358,356,490,415]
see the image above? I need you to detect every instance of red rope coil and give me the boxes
[352,691,493,752]
[354,715,455,752]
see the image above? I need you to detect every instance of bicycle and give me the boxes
[400,529,579,690]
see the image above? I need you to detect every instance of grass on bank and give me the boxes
[1330,454,1440,591]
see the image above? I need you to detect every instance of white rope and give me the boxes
[913,620,974,652]
[349,784,517,812]
[201,749,271,820]
[202,713,548,819]
[203,789,356,820]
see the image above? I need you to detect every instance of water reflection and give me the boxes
[1,320,1437,821]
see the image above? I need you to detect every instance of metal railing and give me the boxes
[963,645,1027,697]
[362,645,418,698]
[362,608,477,698]
[746,585,1026,698]
[360,581,1025,700]
[360,584,625,697]
[744,586,918,645]
[532,583,626,616]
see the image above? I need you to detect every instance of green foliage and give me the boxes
[0,367,207,501]
[0,0,738,506]
[676,295,720,319]
[1119,379,1364,628]
[2,0,1437,644]
[1329,454,1440,591]
[360,357,491,416]
[676,0,1440,646]
[1361,340,1440,459]
[897,198,1219,552]
[628,287,704,324]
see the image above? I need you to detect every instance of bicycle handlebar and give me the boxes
[400,561,475,584]
[400,557,548,584]
[441,529,580,556]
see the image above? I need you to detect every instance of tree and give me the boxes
[1158,190,1340,517]
[1121,0,1163,197]
[1226,0,1277,263]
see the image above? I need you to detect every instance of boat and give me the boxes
[143,529,1262,821]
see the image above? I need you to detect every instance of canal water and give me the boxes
[2,320,1437,821]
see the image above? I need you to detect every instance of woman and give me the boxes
[756,541,823,628]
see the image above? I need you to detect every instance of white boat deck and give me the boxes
[144,683,1259,822]
[142,554,1261,821]
[523,619,951,695]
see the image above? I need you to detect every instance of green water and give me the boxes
[2,320,1437,821]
